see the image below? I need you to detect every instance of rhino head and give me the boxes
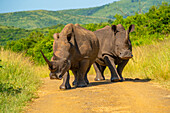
[41,24,75,80]
[112,24,135,60]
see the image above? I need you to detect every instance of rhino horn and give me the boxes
[40,50,52,67]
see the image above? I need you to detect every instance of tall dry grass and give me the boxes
[0,49,49,113]
[123,39,170,88]
[88,40,169,88]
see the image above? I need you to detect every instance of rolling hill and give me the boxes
[0,0,169,29]
[59,0,170,18]
[0,10,109,29]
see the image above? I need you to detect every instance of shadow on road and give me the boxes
[70,78,151,89]
[87,78,151,87]
[124,78,151,82]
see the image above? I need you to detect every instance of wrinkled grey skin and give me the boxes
[93,24,135,82]
[41,23,99,89]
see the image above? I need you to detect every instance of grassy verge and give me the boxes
[89,39,169,89]
[0,49,49,113]
[123,39,170,88]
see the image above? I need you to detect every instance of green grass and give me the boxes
[0,49,48,113]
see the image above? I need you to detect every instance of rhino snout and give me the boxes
[119,51,133,60]
[49,73,62,80]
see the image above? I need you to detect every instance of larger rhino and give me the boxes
[41,23,99,89]
[93,24,135,82]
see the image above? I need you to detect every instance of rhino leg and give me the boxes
[117,60,129,82]
[84,66,91,84]
[60,71,71,89]
[76,60,90,87]
[73,66,90,86]
[93,62,106,81]
[72,70,77,86]
[104,55,121,82]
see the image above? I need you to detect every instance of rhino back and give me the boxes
[73,24,99,60]
[94,26,116,59]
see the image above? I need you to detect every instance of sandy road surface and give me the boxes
[26,76,170,113]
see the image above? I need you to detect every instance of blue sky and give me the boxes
[0,0,119,13]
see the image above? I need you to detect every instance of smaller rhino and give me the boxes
[41,23,99,89]
[93,24,135,82]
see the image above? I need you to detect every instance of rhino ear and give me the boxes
[53,33,59,40]
[128,24,135,33]
[67,29,74,42]
[111,25,117,33]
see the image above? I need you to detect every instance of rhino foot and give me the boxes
[60,84,71,90]
[76,82,87,87]
[72,80,77,86]
[73,80,89,86]
[119,77,125,82]
[76,84,87,87]
[94,77,105,81]
[111,77,120,82]
[85,79,89,85]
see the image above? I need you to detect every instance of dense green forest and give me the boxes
[0,24,66,45]
[0,0,169,29]
[3,2,170,65]
[0,25,32,45]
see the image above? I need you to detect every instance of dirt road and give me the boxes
[26,75,170,113]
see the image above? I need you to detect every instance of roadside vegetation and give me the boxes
[124,39,170,88]
[0,49,48,113]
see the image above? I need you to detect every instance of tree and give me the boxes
[108,19,113,24]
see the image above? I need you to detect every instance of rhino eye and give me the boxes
[129,46,132,50]
[49,65,57,70]
[64,60,68,64]
[50,67,57,72]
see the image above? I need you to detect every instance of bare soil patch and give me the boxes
[26,76,170,113]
